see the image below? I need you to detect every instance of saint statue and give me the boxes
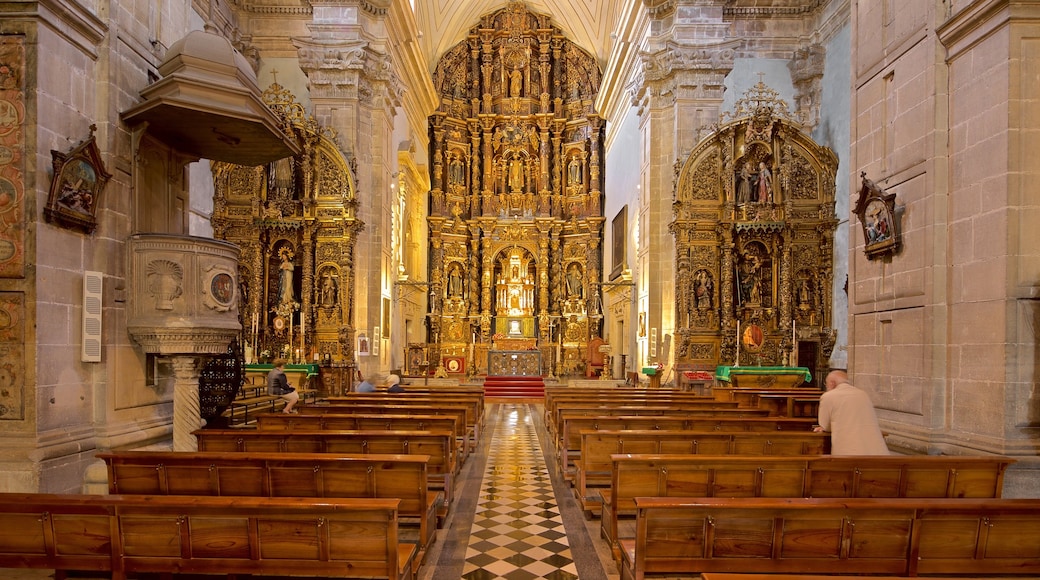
[278,248,296,306]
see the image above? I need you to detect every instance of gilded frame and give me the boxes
[44,125,111,234]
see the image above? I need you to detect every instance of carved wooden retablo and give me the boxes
[671,81,839,380]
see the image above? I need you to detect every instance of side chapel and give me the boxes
[210,83,363,378]
[672,82,839,381]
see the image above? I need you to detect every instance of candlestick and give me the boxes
[300,312,305,359]
[288,316,293,358]
[735,320,741,367]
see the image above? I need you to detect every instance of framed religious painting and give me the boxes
[44,124,111,234]
[610,206,627,280]
[853,172,900,260]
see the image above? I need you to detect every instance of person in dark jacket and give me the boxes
[267,358,299,413]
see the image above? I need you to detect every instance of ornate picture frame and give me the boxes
[854,172,900,260]
[610,206,627,280]
[44,125,111,234]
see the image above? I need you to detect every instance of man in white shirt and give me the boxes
[813,370,889,455]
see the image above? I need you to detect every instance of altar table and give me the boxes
[488,350,541,376]
[714,365,813,389]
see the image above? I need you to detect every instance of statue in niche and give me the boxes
[798,278,812,310]
[278,247,296,307]
[448,265,464,298]
[757,161,773,203]
[736,162,754,204]
[568,156,582,185]
[694,269,714,309]
[565,264,583,298]
[738,249,764,306]
[449,157,465,186]
[510,69,522,97]
[508,158,524,191]
[320,269,338,308]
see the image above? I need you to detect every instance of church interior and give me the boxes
[1,0,1039,577]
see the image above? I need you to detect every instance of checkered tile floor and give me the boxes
[462,403,579,580]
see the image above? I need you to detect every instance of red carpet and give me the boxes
[483,375,545,398]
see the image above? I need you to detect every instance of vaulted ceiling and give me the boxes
[413,0,633,72]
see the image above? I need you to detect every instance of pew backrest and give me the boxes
[97,450,439,556]
[623,497,1040,579]
[0,493,413,580]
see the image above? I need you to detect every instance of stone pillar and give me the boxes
[171,356,201,451]
[295,1,402,376]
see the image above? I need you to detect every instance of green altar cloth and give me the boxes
[244,363,321,378]
[715,365,813,388]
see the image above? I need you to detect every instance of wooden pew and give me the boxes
[544,390,716,426]
[257,412,468,464]
[712,386,823,417]
[97,450,441,567]
[557,414,812,471]
[600,454,1016,564]
[193,428,458,513]
[302,403,475,456]
[324,393,484,433]
[573,430,830,509]
[0,492,415,580]
[620,497,1040,580]
[548,399,740,439]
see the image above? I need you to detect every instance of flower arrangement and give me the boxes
[259,349,271,359]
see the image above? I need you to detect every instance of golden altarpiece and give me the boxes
[423,1,605,377]
[210,83,363,377]
[671,82,839,381]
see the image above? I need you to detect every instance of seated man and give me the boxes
[355,372,376,392]
[386,374,404,393]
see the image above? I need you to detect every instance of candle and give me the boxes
[735,320,741,367]
[300,312,305,357]
[288,316,293,357]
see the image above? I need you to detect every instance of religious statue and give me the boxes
[278,247,296,306]
[447,265,464,298]
[694,269,713,309]
[510,69,522,97]
[739,250,763,305]
[737,162,754,204]
[320,270,338,308]
[568,156,582,185]
[508,159,524,191]
[757,161,773,203]
[565,264,583,298]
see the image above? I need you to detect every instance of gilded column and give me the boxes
[301,222,316,353]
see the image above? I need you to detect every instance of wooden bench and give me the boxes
[573,430,831,511]
[302,403,476,457]
[0,492,415,580]
[557,413,809,470]
[324,393,485,434]
[257,412,468,464]
[621,497,1040,580]
[600,453,1016,565]
[544,390,716,426]
[712,386,823,414]
[193,427,458,515]
[97,450,441,568]
[548,399,740,439]
[323,392,484,431]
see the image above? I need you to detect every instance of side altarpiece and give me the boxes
[211,83,363,366]
[425,1,605,377]
[671,82,839,380]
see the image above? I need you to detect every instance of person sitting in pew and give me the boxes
[267,359,299,414]
[356,371,377,392]
[387,374,405,393]
[813,369,888,455]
